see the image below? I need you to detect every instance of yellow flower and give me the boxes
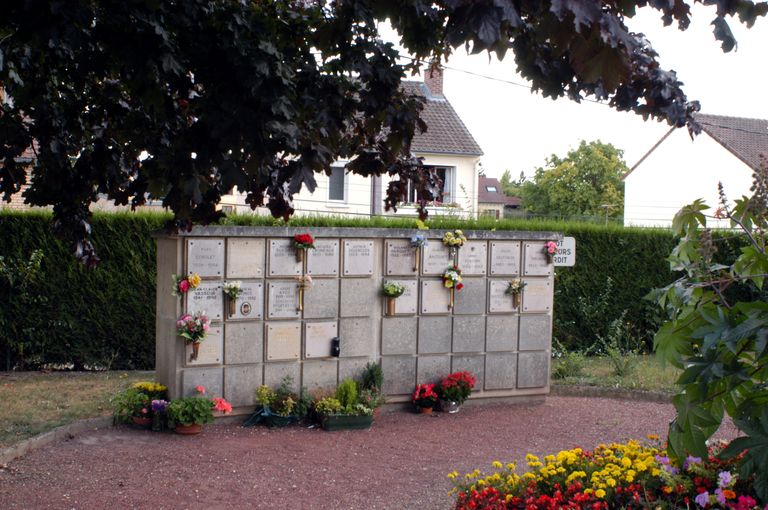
[188,273,201,288]
[447,471,458,480]
[595,489,606,499]
[492,461,503,469]
[647,434,659,440]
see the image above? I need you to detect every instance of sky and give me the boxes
[391,4,768,180]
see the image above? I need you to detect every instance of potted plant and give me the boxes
[176,311,210,361]
[112,387,152,428]
[223,281,243,316]
[360,362,385,419]
[410,234,427,272]
[442,265,464,309]
[438,371,476,413]
[382,281,406,316]
[442,229,467,260]
[150,399,169,431]
[293,233,315,263]
[166,386,231,435]
[505,278,527,309]
[315,379,373,431]
[244,376,309,428]
[412,383,438,414]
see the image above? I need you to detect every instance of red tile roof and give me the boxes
[478,176,520,206]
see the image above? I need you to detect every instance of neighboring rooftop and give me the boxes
[402,80,483,157]
[696,113,768,171]
[478,176,521,206]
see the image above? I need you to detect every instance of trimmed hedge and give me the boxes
[1,210,680,370]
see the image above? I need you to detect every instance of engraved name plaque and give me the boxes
[488,280,515,314]
[268,239,302,277]
[305,321,338,358]
[385,239,418,276]
[187,239,224,277]
[186,325,222,366]
[420,280,451,314]
[490,241,521,276]
[227,281,264,320]
[266,323,301,360]
[458,241,487,275]
[523,242,553,276]
[186,281,223,321]
[422,242,452,275]
[267,281,300,319]
[226,238,265,278]
[522,278,553,312]
[307,239,339,276]
[343,240,374,276]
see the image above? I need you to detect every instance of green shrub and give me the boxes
[335,378,358,408]
[551,340,586,379]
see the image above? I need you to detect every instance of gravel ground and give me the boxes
[0,396,740,510]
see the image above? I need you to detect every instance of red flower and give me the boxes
[456,283,464,291]
[294,233,314,246]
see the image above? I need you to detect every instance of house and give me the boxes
[477,176,521,219]
[623,113,768,227]
[220,69,484,218]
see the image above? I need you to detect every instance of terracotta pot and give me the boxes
[174,423,203,435]
[131,416,152,428]
[386,297,396,316]
[418,406,433,414]
[190,341,200,362]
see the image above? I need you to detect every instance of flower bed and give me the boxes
[449,438,764,509]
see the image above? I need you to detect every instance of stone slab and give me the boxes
[422,242,453,275]
[181,367,223,397]
[303,278,339,319]
[267,280,301,319]
[519,315,551,351]
[224,322,263,364]
[417,355,451,385]
[267,239,302,277]
[382,317,418,355]
[265,322,301,361]
[485,352,518,390]
[340,279,378,317]
[186,281,223,321]
[338,318,374,357]
[489,241,521,276]
[385,239,419,276]
[420,280,451,314]
[264,362,301,392]
[307,239,340,276]
[187,238,224,278]
[517,352,549,388]
[224,365,263,407]
[523,242,553,276]
[486,316,519,352]
[453,278,486,315]
[226,281,264,320]
[186,325,223,366]
[452,317,486,353]
[305,321,338,359]
[488,280,516,314]
[302,360,339,392]
[226,238,265,278]
[451,355,485,390]
[418,316,452,354]
[339,358,373,383]
[381,356,417,395]
[342,239,374,276]
[522,278,553,313]
[383,279,417,315]
[457,241,487,275]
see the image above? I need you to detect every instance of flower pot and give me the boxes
[174,423,203,435]
[321,414,373,431]
[413,246,420,272]
[189,341,200,362]
[131,416,152,429]
[439,399,460,414]
[512,293,520,309]
[296,248,304,263]
[386,297,396,316]
[228,296,236,316]
[448,287,455,310]
[265,414,297,428]
[418,406,433,414]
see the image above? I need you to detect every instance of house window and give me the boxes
[485,186,497,192]
[328,166,346,202]
[405,166,454,204]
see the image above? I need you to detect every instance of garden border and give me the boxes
[551,384,672,403]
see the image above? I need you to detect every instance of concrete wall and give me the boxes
[155,226,558,409]
[624,130,754,227]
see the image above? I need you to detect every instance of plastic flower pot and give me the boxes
[321,414,373,431]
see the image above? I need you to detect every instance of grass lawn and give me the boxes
[552,354,681,394]
[0,371,152,449]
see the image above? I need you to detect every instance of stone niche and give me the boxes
[155,227,559,407]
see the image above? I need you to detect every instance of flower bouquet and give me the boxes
[172,273,201,298]
[176,312,210,361]
[439,371,476,412]
[410,234,427,271]
[293,233,315,262]
[413,383,439,413]
[442,229,467,260]
[544,241,557,263]
[442,265,463,309]
[505,278,526,309]
[223,281,242,316]
[382,281,406,315]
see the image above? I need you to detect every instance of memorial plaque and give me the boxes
[420,280,451,314]
[458,241,487,275]
[227,281,264,320]
[187,238,224,277]
[266,323,301,360]
[490,241,521,276]
[186,325,222,366]
[305,321,338,358]
[385,239,418,276]
[422,242,452,275]
[267,281,300,319]
[522,277,553,312]
[268,239,302,277]
[523,242,553,276]
[384,280,417,315]
[307,239,339,276]
[186,281,223,320]
[342,239,374,276]
[226,238,265,278]
[488,280,515,313]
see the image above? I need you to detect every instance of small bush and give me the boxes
[335,378,357,408]
[551,341,586,379]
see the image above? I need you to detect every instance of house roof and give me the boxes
[478,176,521,206]
[402,81,484,157]
[625,113,768,179]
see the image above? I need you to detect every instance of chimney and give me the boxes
[424,63,443,97]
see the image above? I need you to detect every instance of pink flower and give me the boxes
[196,385,206,394]
[213,397,232,414]
[546,241,557,254]
[178,279,190,293]
[203,323,210,331]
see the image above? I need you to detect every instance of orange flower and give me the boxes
[722,490,736,500]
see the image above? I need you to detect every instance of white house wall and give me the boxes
[624,130,755,227]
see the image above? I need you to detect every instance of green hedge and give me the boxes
[1,210,680,370]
